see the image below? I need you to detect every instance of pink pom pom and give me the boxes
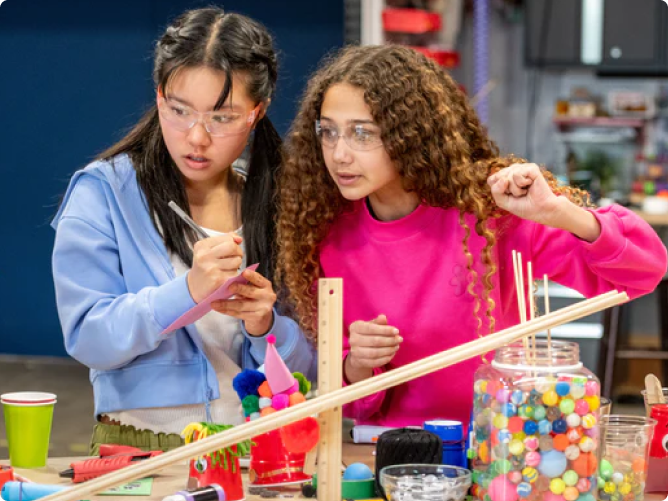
[285,379,299,395]
[267,334,276,344]
[272,393,289,410]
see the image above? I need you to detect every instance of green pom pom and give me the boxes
[242,395,260,416]
[293,372,311,395]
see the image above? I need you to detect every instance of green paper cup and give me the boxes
[1,392,57,468]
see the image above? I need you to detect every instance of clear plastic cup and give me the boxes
[600,396,612,416]
[598,415,656,501]
[1,392,57,468]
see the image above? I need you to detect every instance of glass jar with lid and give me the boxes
[468,340,601,501]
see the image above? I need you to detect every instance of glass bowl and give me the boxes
[379,464,471,501]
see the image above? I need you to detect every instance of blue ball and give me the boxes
[537,450,567,478]
[538,419,552,435]
[517,482,532,498]
[510,390,525,405]
[523,420,538,435]
[501,403,517,417]
[498,429,512,443]
[343,462,374,481]
[552,419,567,434]
[555,381,571,397]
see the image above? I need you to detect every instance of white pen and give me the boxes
[168,201,210,240]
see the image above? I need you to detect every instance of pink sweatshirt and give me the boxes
[319,201,667,428]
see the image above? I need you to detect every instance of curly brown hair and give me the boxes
[277,45,590,341]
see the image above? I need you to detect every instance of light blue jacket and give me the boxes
[51,154,316,417]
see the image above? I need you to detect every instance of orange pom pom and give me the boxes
[260,407,276,417]
[289,392,306,406]
[258,381,273,399]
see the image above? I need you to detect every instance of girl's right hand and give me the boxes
[344,315,402,383]
[187,234,244,303]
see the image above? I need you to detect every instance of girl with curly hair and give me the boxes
[277,46,666,426]
[277,45,667,427]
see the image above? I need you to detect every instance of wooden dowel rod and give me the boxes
[512,250,529,357]
[528,261,536,363]
[544,274,552,362]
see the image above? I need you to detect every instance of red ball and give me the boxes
[508,416,524,433]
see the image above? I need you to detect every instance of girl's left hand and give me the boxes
[211,269,276,336]
[487,163,560,225]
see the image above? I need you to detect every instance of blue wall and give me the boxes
[0,0,343,356]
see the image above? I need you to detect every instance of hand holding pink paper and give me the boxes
[162,264,259,334]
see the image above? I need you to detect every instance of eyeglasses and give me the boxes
[315,119,384,151]
[158,92,261,137]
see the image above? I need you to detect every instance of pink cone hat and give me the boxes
[264,335,295,394]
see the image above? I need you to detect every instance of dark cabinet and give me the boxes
[599,0,664,71]
[525,0,582,67]
[525,0,668,74]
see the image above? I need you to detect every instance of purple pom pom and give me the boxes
[232,369,266,400]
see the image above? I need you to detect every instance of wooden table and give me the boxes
[7,445,667,501]
[7,444,377,501]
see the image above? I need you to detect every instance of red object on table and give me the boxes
[249,428,310,486]
[60,445,163,483]
[0,465,14,492]
[646,404,668,492]
[188,447,244,501]
[649,404,668,459]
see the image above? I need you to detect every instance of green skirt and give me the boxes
[90,422,184,456]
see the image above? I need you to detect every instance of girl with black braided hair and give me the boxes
[52,7,314,453]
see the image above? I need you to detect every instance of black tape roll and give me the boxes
[374,428,443,499]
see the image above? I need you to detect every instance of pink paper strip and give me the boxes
[161,264,259,334]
